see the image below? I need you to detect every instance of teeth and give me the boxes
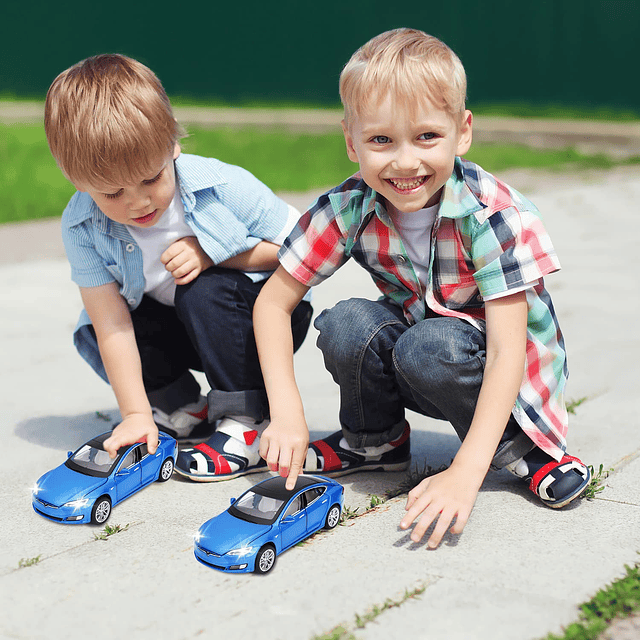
[389,176,426,190]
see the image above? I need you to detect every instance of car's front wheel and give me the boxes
[324,504,341,530]
[91,496,112,525]
[158,458,174,482]
[254,545,276,574]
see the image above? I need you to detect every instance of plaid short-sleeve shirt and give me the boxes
[279,157,569,460]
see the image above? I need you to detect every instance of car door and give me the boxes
[114,446,142,501]
[138,443,157,485]
[279,493,307,549]
[303,487,327,532]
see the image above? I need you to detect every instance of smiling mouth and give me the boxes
[386,176,428,192]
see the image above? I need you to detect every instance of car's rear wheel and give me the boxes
[254,545,276,574]
[91,497,112,525]
[324,504,341,530]
[158,458,174,482]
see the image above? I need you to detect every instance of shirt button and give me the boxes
[398,255,407,263]
[128,298,137,306]
[125,243,135,253]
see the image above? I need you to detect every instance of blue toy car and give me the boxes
[32,431,178,525]
[194,475,344,574]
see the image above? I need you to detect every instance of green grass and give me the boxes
[543,562,640,640]
[1,120,639,225]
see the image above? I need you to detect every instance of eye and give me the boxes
[418,132,438,141]
[104,189,123,200]
[143,170,163,185]
[371,135,391,144]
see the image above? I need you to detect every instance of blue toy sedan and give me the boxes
[194,475,344,573]
[32,431,178,525]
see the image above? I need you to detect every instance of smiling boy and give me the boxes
[253,28,590,548]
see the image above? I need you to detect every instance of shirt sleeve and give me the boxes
[62,206,115,289]
[212,163,291,242]
[278,191,350,287]
[471,206,561,300]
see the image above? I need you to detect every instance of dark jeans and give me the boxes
[129,267,313,423]
[314,297,533,469]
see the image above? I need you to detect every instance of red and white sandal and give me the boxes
[528,454,591,508]
[174,418,267,482]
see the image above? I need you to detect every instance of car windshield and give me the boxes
[65,444,117,477]
[229,490,285,524]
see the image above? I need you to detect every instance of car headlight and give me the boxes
[227,546,254,557]
[63,498,89,509]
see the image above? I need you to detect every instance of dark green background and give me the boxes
[2,0,638,110]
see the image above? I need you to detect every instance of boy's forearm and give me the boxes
[451,293,528,480]
[219,241,280,272]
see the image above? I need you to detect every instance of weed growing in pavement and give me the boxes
[94,523,130,541]
[583,463,614,500]
[18,555,41,568]
[313,583,426,640]
[567,396,589,415]
[543,561,640,640]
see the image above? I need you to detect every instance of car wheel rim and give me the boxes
[259,549,275,572]
[328,507,340,528]
[96,501,110,523]
[161,461,173,480]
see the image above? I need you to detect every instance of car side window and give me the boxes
[139,443,148,460]
[120,447,139,470]
[303,487,325,507]
[283,495,303,518]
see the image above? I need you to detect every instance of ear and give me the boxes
[173,142,181,160]
[456,110,473,156]
[341,120,359,164]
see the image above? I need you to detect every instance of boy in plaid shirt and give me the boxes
[253,28,590,548]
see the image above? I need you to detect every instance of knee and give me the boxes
[175,267,240,313]
[393,318,485,385]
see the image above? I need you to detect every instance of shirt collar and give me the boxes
[438,157,486,219]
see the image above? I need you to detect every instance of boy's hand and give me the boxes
[399,464,483,549]
[103,413,159,459]
[259,418,309,491]
[162,236,213,285]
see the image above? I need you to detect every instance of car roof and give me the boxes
[253,475,326,500]
[84,432,139,457]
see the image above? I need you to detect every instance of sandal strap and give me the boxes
[529,454,581,493]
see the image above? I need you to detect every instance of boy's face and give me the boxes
[343,94,472,213]
[75,144,181,227]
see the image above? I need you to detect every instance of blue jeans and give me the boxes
[314,297,533,469]
[128,267,312,423]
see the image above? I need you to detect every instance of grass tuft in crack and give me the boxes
[18,555,41,568]
[542,561,640,640]
[94,523,130,541]
[313,584,426,640]
[583,464,614,500]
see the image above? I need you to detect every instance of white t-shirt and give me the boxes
[128,190,195,306]
[389,204,439,292]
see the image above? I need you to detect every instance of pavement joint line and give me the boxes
[2,520,144,577]
[592,497,640,508]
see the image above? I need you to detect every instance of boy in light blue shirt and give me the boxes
[44,54,312,479]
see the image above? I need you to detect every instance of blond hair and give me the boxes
[44,54,185,188]
[340,28,467,125]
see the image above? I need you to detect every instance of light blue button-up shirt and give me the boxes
[62,153,291,382]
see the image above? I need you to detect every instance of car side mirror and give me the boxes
[229,497,236,505]
[281,516,294,524]
[67,451,73,458]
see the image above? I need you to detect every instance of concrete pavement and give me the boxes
[1,167,639,639]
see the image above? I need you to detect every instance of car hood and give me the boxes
[198,509,270,555]
[33,464,107,506]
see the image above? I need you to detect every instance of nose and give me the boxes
[128,188,152,212]
[392,143,420,171]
